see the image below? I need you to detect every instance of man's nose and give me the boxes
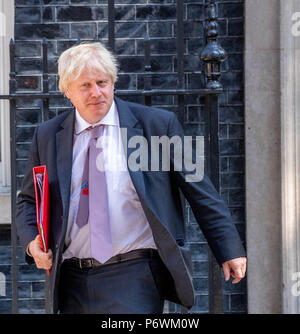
[91,83,102,97]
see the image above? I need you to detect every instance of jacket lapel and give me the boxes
[114,98,181,277]
[56,99,147,216]
[56,109,75,220]
[115,97,146,201]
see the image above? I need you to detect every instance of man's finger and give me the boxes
[36,234,43,244]
[42,249,53,263]
[35,251,53,269]
[46,249,53,261]
[232,267,243,278]
[232,277,242,284]
[241,263,246,277]
[231,267,244,283]
[222,257,247,284]
[222,263,231,281]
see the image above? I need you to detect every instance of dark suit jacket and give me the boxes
[16,97,246,313]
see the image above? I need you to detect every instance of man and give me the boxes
[16,42,246,314]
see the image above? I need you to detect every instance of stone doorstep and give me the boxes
[0,193,11,225]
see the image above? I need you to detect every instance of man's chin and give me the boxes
[88,104,106,113]
[88,108,109,123]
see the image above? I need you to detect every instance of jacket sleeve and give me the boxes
[16,126,41,265]
[167,112,246,265]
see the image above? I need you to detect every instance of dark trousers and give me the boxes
[58,257,167,314]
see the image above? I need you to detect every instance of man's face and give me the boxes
[65,67,115,124]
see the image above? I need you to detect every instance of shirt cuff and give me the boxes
[26,244,33,257]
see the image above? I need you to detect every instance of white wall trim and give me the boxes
[280,0,300,314]
[245,0,282,313]
[0,0,14,189]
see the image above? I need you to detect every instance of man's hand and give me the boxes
[28,235,53,270]
[222,257,247,284]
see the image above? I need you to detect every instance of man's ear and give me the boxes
[64,88,70,99]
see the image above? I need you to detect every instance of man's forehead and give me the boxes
[76,67,111,81]
[80,70,109,79]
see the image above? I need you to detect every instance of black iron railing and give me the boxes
[0,0,226,314]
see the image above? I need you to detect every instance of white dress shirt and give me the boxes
[62,100,156,261]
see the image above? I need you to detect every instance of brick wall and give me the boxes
[0,225,46,313]
[0,0,246,313]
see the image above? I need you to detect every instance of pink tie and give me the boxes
[76,125,113,263]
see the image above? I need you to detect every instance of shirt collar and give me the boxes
[75,100,119,135]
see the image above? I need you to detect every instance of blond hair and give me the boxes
[58,42,118,93]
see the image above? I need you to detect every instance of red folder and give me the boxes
[33,165,51,275]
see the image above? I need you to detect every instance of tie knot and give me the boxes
[89,125,103,139]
